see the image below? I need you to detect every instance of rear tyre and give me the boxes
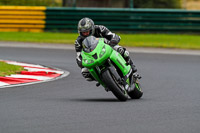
[102,70,128,101]
[128,81,143,99]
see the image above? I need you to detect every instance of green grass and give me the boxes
[0,32,77,44]
[119,34,200,49]
[0,32,200,49]
[0,61,25,77]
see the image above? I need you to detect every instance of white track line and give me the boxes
[7,74,53,80]
[0,81,9,86]
[24,67,64,74]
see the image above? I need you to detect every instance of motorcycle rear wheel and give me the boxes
[102,70,128,101]
[128,81,143,99]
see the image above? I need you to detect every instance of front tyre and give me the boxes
[102,70,128,101]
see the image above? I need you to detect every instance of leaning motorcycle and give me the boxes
[81,36,143,101]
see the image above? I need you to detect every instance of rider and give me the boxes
[75,17,137,81]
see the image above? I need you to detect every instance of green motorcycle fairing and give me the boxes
[81,37,131,87]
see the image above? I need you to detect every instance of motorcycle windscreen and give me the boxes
[82,36,99,53]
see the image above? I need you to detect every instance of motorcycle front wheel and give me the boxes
[102,70,128,101]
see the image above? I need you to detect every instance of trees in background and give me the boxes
[0,0,61,6]
[63,0,181,8]
[0,0,181,9]
[134,0,181,9]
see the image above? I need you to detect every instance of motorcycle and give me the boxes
[81,36,143,101]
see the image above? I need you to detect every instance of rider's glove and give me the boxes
[109,39,118,47]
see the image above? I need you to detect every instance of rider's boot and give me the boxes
[125,56,137,73]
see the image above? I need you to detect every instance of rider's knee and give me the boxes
[113,45,129,58]
[81,68,94,81]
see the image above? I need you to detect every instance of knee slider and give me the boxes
[81,68,94,81]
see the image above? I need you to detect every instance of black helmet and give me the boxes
[78,17,95,37]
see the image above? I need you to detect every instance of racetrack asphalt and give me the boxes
[0,42,200,133]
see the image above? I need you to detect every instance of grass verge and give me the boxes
[0,32,200,50]
[0,61,25,77]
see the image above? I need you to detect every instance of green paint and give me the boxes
[81,37,131,87]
